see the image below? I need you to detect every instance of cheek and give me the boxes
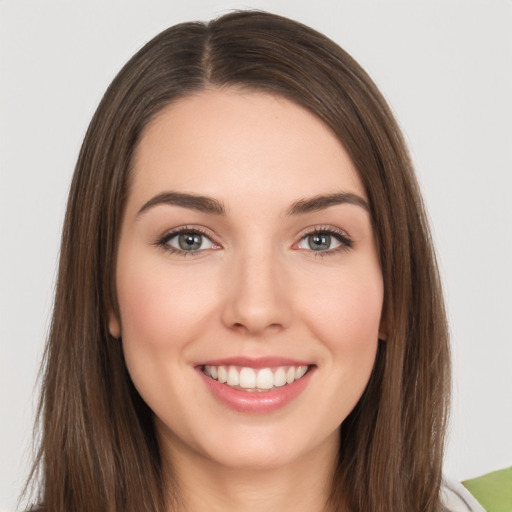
[305,265,382,330]
[116,261,219,414]
[300,264,383,372]
[117,261,213,348]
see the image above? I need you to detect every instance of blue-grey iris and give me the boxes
[308,234,331,251]
[179,233,202,251]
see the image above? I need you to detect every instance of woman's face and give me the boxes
[110,89,384,471]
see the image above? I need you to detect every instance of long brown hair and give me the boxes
[27,10,450,512]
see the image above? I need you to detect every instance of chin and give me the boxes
[189,420,339,472]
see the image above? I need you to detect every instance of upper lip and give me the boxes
[195,356,313,369]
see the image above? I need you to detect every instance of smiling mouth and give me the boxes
[201,364,311,392]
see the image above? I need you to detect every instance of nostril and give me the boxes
[229,321,285,336]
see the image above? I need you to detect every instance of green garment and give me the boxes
[463,467,512,512]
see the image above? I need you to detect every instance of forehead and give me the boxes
[129,88,365,208]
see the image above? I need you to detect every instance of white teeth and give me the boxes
[256,368,274,389]
[203,364,310,390]
[227,367,240,386]
[239,367,256,389]
[295,365,308,379]
[274,367,286,387]
[217,366,227,383]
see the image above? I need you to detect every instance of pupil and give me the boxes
[309,234,330,251]
[179,233,201,251]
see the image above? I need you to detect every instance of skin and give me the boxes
[110,89,384,512]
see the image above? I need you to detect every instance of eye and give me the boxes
[296,228,353,254]
[157,228,218,254]
[298,233,341,251]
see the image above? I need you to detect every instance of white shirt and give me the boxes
[441,477,486,512]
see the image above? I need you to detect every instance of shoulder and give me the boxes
[441,477,486,512]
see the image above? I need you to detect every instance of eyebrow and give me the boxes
[137,190,370,218]
[137,192,226,217]
[286,193,370,215]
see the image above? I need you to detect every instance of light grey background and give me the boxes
[1,1,511,510]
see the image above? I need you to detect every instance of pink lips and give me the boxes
[196,357,315,413]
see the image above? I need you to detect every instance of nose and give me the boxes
[220,249,292,336]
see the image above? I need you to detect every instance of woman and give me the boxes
[25,10,483,512]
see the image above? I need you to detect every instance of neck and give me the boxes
[161,433,338,512]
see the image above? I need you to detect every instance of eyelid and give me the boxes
[154,225,222,255]
[293,225,353,254]
[153,224,353,257]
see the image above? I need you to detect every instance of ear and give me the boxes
[108,310,121,339]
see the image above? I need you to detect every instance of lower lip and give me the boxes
[198,367,314,413]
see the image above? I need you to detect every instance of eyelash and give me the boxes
[154,226,216,256]
[154,225,353,256]
[296,226,353,257]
